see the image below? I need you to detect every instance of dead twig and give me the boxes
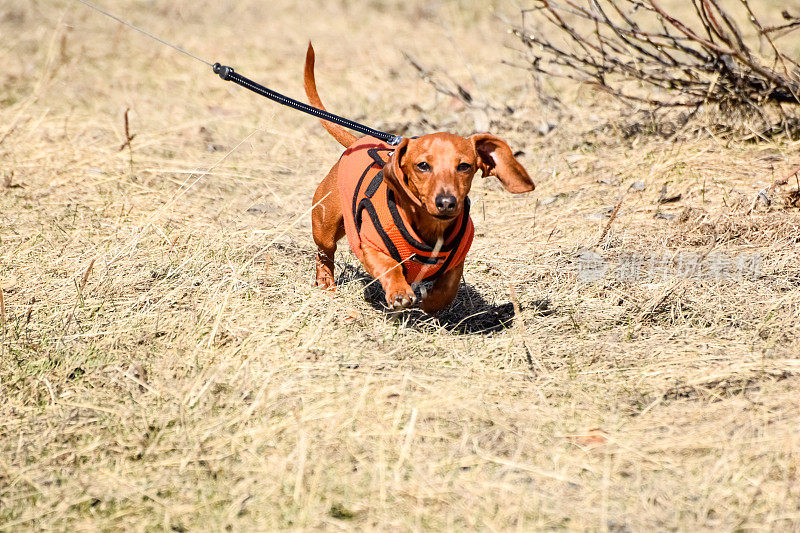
[0,287,6,357]
[596,195,625,246]
[748,163,800,213]
[118,107,136,172]
[78,258,95,294]
[403,52,510,113]
[508,283,547,375]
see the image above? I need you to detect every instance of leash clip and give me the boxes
[212,62,234,81]
[387,135,404,146]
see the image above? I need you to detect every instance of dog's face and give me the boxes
[383,132,535,221]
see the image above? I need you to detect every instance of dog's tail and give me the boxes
[304,43,357,149]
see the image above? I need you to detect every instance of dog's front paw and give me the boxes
[315,272,336,291]
[316,278,336,291]
[315,257,337,291]
[385,284,417,310]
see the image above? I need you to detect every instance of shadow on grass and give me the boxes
[336,264,523,335]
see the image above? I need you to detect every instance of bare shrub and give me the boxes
[508,1,800,135]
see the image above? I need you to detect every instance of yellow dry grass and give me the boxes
[1,0,799,530]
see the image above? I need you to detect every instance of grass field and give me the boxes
[2,0,800,530]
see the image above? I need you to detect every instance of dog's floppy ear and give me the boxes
[382,138,423,207]
[471,134,535,193]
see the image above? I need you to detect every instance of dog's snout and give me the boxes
[435,194,458,215]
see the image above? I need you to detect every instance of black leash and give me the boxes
[75,0,403,146]
[211,64,402,145]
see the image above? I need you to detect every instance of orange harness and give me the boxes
[337,137,474,283]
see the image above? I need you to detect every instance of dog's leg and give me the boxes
[360,242,417,310]
[312,165,345,290]
[420,262,463,314]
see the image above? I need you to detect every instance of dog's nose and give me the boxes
[435,194,458,215]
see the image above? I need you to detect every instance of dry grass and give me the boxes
[2,0,800,530]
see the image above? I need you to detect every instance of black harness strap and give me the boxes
[352,147,393,232]
[363,171,385,198]
[356,199,404,266]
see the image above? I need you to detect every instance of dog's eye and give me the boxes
[457,163,472,173]
[416,162,431,172]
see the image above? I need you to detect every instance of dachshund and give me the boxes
[305,44,535,313]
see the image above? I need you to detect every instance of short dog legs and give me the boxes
[360,242,417,310]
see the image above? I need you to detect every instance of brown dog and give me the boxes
[306,44,535,313]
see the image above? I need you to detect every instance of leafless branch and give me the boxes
[506,1,800,130]
[403,53,511,113]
